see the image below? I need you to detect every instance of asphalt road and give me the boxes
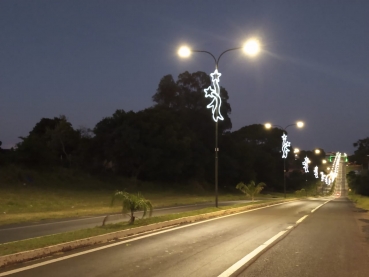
[0,200,258,244]
[1,197,342,277]
[2,162,368,277]
[238,197,369,277]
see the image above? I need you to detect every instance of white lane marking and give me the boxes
[218,230,287,277]
[0,201,291,276]
[218,210,316,276]
[296,215,308,224]
[311,198,332,213]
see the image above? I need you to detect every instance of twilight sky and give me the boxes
[1,0,369,154]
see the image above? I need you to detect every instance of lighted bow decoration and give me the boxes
[281,133,290,158]
[204,69,224,122]
[302,156,310,173]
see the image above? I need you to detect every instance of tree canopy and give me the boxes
[3,70,356,195]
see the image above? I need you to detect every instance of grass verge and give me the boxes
[0,184,289,226]
[0,200,275,256]
[347,193,369,211]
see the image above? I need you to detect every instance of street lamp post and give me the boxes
[265,121,304,198]
[179,39,260,207]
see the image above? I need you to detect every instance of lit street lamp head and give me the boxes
[243,38,260,56]
[296,121,304,128]
[178,46,191,58]
[264,123,272,129]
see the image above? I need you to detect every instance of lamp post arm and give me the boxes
[193,47,242,69]
[216,47,242,69]
[284,123,297,131]
[270,124,285,132]
[192,50,217,67]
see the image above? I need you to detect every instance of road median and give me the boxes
[0,198,296,268]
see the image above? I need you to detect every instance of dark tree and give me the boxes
[16,116,81,167]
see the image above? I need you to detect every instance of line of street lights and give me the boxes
[264,121,304,198]
[176,38,328,204]
[178,38,261,207]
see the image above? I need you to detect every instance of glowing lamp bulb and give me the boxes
[243,39,260,56]
[178,46,191,57]
[265,123,272,129]
[296,121,304,128]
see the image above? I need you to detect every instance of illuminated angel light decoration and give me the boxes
[302,156,310,173]
[314,166,319,178]
[204,69,224,122]
[320,172,325,182]
[281,133,291,158]
[325,175,331,185]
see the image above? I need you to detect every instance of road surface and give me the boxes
[1,162,368,277]
[0,200,257,244]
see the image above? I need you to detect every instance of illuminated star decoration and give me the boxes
[302,156,310,173]
[281,133,291,158]
[204,69,224,122]
[314,166,319,178]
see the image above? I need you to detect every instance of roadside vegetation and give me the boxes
[0,165,293,226]
[236,181,265,201]
[0,185,255,226]
[347,193,369,211]
[0,199,280,256]
[110,191,153,224]
[346,168,369,211]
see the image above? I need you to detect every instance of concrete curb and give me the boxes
[0,199,296,268]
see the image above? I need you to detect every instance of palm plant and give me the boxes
[236,181,266,201]
[111,191,153,224]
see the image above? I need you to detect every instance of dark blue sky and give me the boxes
[1,1,368,154]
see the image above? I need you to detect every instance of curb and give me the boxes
[0,199,296,268]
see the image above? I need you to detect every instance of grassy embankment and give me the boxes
[346,166,369,211]
[347,193,369,211]
[0,165,292,256]
[0,165,291,226]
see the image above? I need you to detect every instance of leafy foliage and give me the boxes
[7,71,364,195]
[352,137,369,167]
[347,170,369,196]
[15,116,83,167]
[111,191,153,224]
[236,181,266,201]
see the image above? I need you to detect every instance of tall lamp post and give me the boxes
[178,38,260,207]
[265,121,304,198]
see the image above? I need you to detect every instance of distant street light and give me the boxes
[265,121,304,198]
[178,38,261,207]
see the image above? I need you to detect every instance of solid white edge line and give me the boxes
[0,201,292,276]
[217,230,287,277]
